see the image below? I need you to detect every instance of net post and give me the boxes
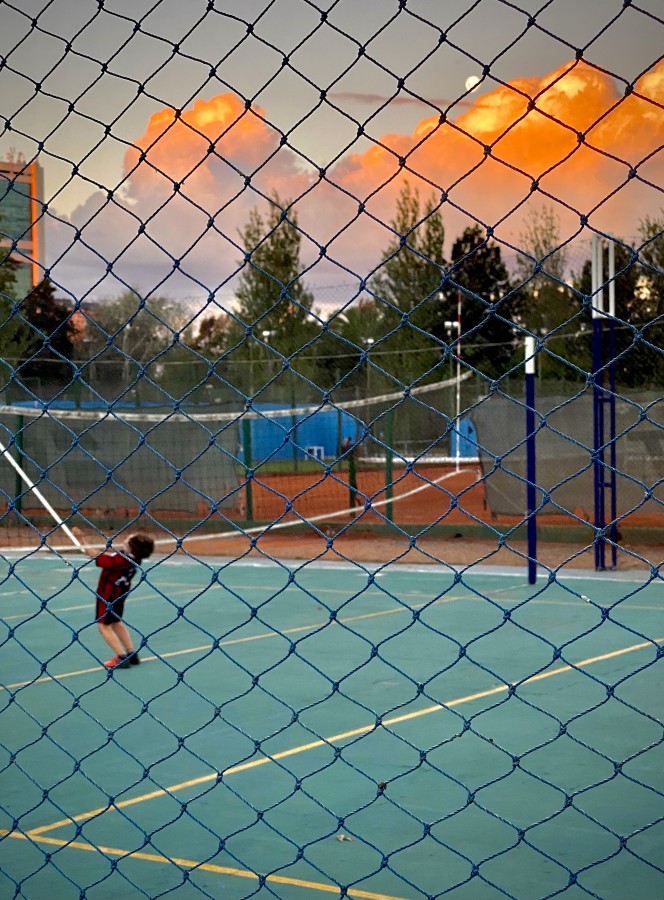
[348,443,357,515]
[290,389,299,472]
[525,336,537,585]
[242,417,254,524]
[13,413,24,516]
[385,407,394,522]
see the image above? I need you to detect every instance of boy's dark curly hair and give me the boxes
[128,533,154,563]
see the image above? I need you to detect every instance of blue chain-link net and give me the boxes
[1,1,663,897]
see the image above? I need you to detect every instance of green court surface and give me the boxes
[1,553,663,899]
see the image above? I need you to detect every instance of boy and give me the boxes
[72,527,154,669]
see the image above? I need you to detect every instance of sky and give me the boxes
[0,0,662,310]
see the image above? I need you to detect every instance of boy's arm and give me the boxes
[71,527,99,559]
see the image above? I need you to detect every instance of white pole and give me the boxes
[0,440,84,552]
[525,335,536,374]
[592,233,604,318]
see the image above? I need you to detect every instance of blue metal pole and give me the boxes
[608,238,618,567]
[592,315,605,570]
[525,336,537,585]
[591,233,606,571]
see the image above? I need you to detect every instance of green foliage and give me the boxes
[633,212,664,386]
[568,220,664,388]
[572,239,642,385]
[310,300,382,396]
[639,212,664,316]
[85,290,188,361]
[229,196,317,396]
[0,248,36,386]
[18,278,77,383]
[192,312,232,359]
[370,183,447,386]
[81,289,189,401]
[438,225,516,379]
[513,205,579,340]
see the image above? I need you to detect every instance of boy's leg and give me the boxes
[98,622,125,656]
[111,621,140,665]
[111,621,135,657]
[97,621,131,667]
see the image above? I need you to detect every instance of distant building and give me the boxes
[0,153,45,298]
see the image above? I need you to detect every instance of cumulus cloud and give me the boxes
[47,93,311,302]
[332,60,664,242]
[47,59,664,301]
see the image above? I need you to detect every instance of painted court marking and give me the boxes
[25,636,663,826]
[3,580,625,692]
[2,593,471,690]
[3,586,658,692]
[0,830,407,900]
[4,633,662,896]
[3,562,662,897]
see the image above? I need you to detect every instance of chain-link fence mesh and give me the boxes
[1,1,663,898]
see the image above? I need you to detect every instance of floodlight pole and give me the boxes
[525,335,537,585]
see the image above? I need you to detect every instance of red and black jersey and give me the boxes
[95,552,137,623]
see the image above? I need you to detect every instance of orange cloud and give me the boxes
[52,60,663,297]
[126,95,270,188]
[309,59,663,280]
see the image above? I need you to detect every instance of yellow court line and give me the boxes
[28,635,663,838]
[0,831,407,900]
[0,578,443,623]
[3,594,469,691]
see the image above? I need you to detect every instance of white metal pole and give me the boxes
[592,233,604,317]
[0,440,84,552]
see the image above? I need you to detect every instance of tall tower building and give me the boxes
[0,153,45,298]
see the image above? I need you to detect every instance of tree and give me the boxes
[229,195,317,397]
[0,240,35,374]
[192,311,233,359]
[438,224,516,378]
[81,290,189,401]
[18,278,77,385]
[370,182,447,386]
[638,212,664,317]
[84,290,187,361]
[632,213,664,386]
[514,205,575,326]
[512,205,580,378]
[310,299,383,397]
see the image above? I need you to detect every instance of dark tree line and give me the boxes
[1,192,663,403]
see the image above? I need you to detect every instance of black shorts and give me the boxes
[96,595,125,625]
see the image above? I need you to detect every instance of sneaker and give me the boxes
[104,654,129,669]
[126,653,140,666]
